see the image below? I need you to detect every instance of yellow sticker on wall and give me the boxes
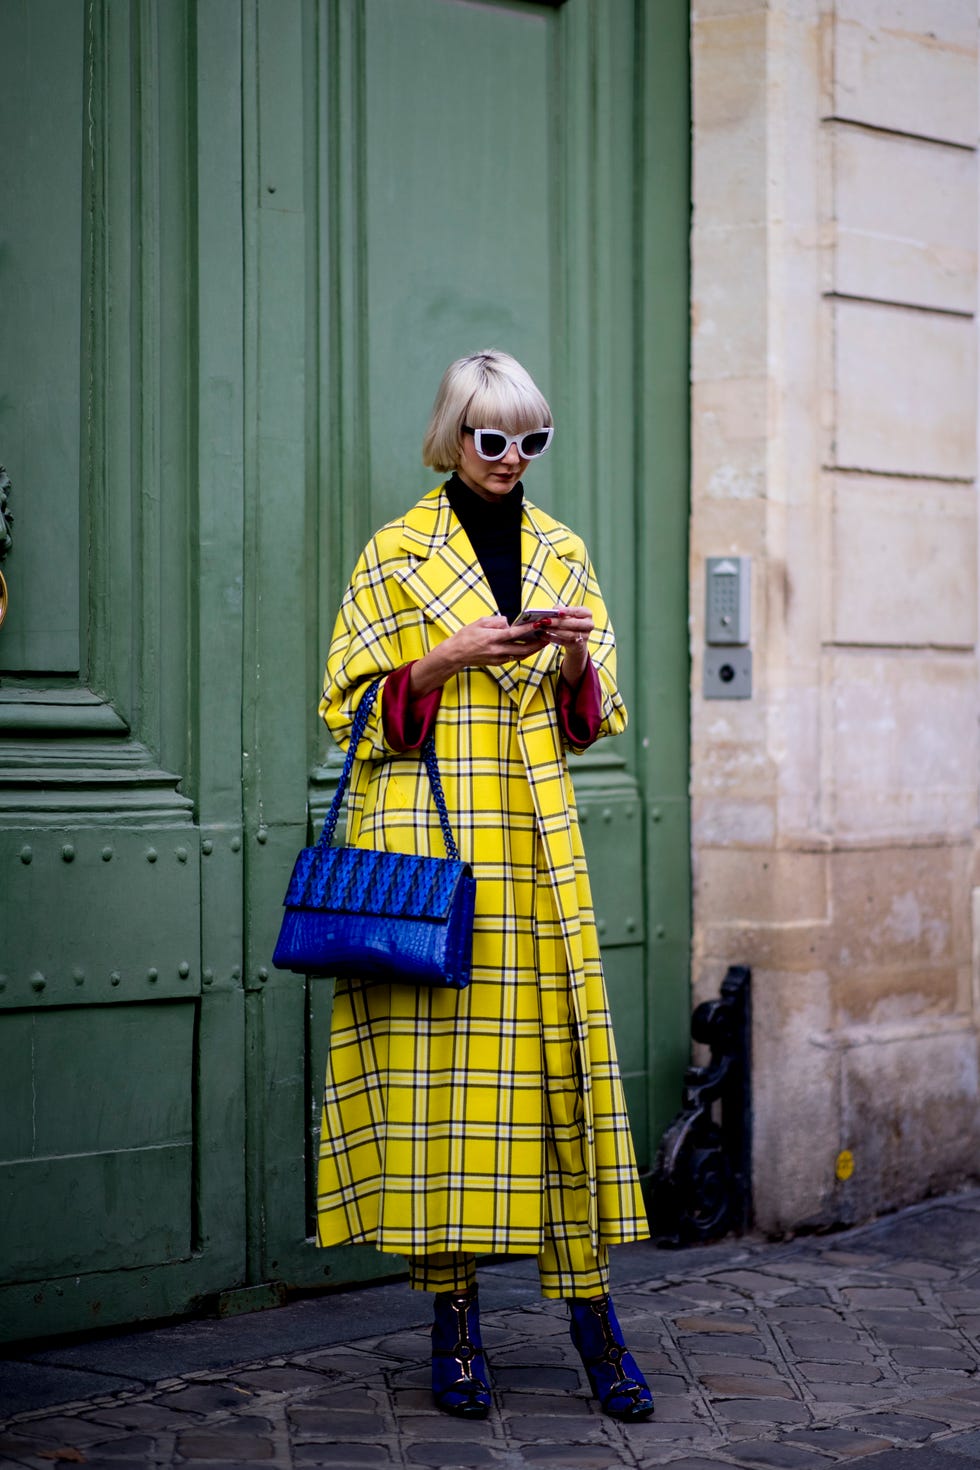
[835,1149,855,1182]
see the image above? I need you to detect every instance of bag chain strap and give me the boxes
[318,676,460,862]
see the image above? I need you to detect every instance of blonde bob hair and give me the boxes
[422,349,553,474]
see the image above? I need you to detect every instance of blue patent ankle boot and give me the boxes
[568,1294,654,1421]
[431,1286,491,1419]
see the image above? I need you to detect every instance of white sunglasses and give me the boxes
[463,424,554,462]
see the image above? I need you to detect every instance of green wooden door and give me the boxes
[242,0,691,1294]
[0,0,688,1341]
[0,0,248,1341]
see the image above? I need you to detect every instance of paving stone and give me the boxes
[769,1307,849,1325]
[804,1383,890,1407]
[777,1321,867,1343]
[840,1452,977,1470]
[490,1366,582,1391]
[488,1343,569,1366]
[940,1430,980,1458]
[889,1347,977,1370]
[510,1448,625,1468]
[780,1291,834,1306]
[295,1445,394,1466]
[783,1339,876,1363]
[692,1356,783,1378]
[158,1462,257,1470]
[1,1416,124,1445]
[72,1435,157,1460]
[819,1252,889,1268]
[86,1402,204,1431]
[728,1438,834,1467]
[866,1327,966,1349]
[662,1284,751,1306]
[609,1419,714,1443]
[158,1383,258,1414]
[888,1261,955,1282]
[795,1362,884,1384]
[229,1366,333,1392]
[940,1291,980,1311]
[712,1399,810,1425]
[712,1272,798,1294]
[498,1392,593,1418]
[175,1429,275,1459]
[650,1461,736,1470]
[646,1374,692,1397]
[674,1316,760,1335]
[702,1373,802,1399]
[400,1414,508,1441]
[899,1398,980,1426]
[903,1371,980,1394]
[843,1290,921,1309]
[783,1428,896,1459]
[678,1336,768,1359]
[288,1406,392,1437]
[843,1412,948,1442]
[504,1415,611,1441]
[297,1384,389,1412]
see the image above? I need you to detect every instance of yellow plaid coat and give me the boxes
[315,484,648,1257]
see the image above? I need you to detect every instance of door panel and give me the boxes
[243,0,679,1293]
[0,0,247,1343]
[0,0,84,673]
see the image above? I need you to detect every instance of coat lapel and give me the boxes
[515,501,591,713]
[394,487,522,699]
[393,487,588,708]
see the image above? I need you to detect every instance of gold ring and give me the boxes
[0,566,7,630]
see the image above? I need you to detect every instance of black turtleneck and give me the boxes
[445,472,524,625]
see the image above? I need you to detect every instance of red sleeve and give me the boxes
[557,656,602,748]
[382,662,443,752]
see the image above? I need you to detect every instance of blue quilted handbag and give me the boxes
[272,677,476,989]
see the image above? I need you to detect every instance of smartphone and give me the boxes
[512,607,565,627]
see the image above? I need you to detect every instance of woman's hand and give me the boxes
[539,606,594,685]
[409,616,549,696]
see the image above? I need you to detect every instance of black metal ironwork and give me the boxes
[0,466,12,559]
[649,964,752,1245]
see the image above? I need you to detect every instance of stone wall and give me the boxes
[690,0,980,1233]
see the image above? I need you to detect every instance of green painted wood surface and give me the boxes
[0,0,84,673]
[0,0,248,1344]
[0,0,690,1339]
[244,0,690,1293]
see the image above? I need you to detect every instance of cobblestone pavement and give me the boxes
[1,1190,979,1470]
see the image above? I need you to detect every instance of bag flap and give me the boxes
[283,845,471,920]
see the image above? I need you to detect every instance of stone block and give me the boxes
[690,379,768,503]
[692,799,776,847]
[696,849,829,926]
[828,654,978,838]
[693,224,767,381]
[835,301,977,479]
[692,11,767,229]
[749,968,841,1234]
[833,1,978,146]
[831,478,977,649]
[840,1030,980,1217]
[829,845,970,1005]
[833,125,977,313]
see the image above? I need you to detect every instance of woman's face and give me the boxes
[455,429,529,502]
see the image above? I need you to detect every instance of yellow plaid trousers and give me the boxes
[315,486,649,1290]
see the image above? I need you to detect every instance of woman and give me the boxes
[317,350,653,1422]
